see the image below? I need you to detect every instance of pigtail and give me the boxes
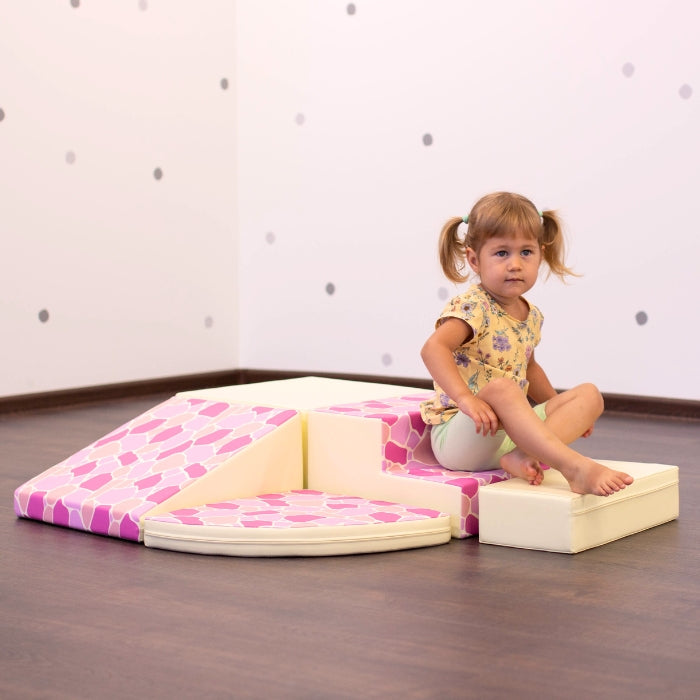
[438,216,470,283]
[540,209,578,281]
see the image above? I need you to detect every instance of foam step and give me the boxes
[307,396,509,538]
[478,460,679,553]
[143,490,451,556]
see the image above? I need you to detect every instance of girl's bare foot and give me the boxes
[558,458,634,496]
[500,448,544,485]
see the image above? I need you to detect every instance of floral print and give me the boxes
[492,331,511,352]
[455,351,470,367]
[420,284,543,425]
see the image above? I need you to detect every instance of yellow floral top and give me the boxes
[420,284,544,425]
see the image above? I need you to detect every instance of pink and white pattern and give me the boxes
[145,490,445,529]
[317,394,510,535]
[14,397,297,541]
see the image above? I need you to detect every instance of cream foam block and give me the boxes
[478,460,679,553]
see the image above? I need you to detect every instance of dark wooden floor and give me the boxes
[2,395,699,700]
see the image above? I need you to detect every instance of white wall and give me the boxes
[2,2,698,402]
[237,0,700,401]
[0,0,238,397]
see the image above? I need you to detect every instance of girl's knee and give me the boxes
[575,382,604,416]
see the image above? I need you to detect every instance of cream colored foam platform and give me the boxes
[478,460,679,553]
[178,376,423,412]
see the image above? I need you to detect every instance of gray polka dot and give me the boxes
[138,0,148,9]
[437,286,449,301]
[295,113,306,126]
[65,151,76,165]
[220,78,229,90]
[635,311,648,325]
[38,309,50,323]
[0,108,5,122]
[204,316,214,329]
[265,231,276,244]
[325,282,336,295]
[347,3,356,14]
[679,84,693,100]
[153,167,163,180]
[622,62,635,78]
[422,133,433,146]
[381,353,393,367]
[71,0,80,7]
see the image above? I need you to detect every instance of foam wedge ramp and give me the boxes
[14,396,303,541]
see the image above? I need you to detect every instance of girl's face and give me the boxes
[465,231,542,307]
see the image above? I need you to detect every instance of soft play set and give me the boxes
[14,377,679,555]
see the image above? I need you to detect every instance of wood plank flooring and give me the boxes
[1,395,699,699]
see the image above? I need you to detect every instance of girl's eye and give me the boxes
[521,249,533,257]
[495,250,508,257]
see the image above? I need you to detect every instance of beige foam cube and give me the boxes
[478,460,679,553]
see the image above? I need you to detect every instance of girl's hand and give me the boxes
[457,395,500,437]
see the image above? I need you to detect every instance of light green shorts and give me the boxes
[430,402,548,471]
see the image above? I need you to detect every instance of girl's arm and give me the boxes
[526,352,558,404]
[421,318,500,435]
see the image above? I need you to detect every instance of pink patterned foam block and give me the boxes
[14,397,297,541]
[317,394,509,535]
[145,490,445,529]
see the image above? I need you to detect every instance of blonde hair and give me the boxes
[438,191,576,283]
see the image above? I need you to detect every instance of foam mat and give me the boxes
[143,490,451,556]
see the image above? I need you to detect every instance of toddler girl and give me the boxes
[420,192,633,496]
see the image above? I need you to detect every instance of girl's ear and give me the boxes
[465,247,480,274]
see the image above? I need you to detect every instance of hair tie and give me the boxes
[462,215,469,224]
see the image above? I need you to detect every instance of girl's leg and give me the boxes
[478,379,633,496]
[541,383,604,444]
[431,412,516,472]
